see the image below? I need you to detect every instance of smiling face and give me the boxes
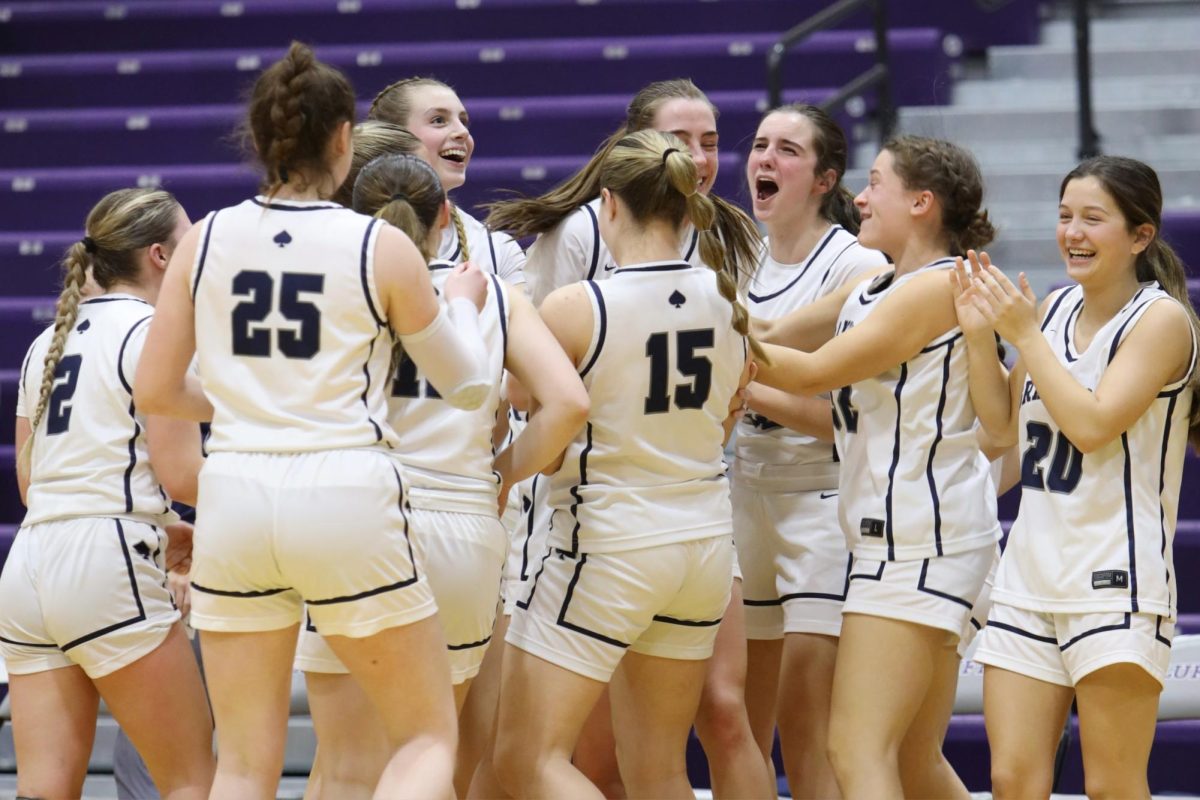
[651,97,719,196]
[746,111,826,224]
[1057,175,1151,285]
[854,149,916,254]
[402,83,474,192]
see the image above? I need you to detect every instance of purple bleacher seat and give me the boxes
[0,150,767,232]
[0,30,952,110]
[1179,613,1200,634]
[0,446,19,526]
[1177,519,1200,614]
[0,87,846,169]
[0,298,53,369]
[0,0,1038,55]
[1162,209,1200,277]
[0,233,69,297]
[0,369,20,447]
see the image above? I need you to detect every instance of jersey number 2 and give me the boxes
[644,329,714,414]
[46,353,83,435]
[1020,420,1083,493]
[231,271,324,359]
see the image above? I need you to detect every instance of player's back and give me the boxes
[21,296,174,527]
[548,261,745,554]
[191,196,396,453]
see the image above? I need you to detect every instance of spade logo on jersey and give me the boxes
[75,319,91,333]
[273,230,293,248]
[669,290,686,308]
[132,540,157,562]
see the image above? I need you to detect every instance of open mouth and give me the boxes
[1067,247,1096,262]
[440,147,468,165]
[755,177,779,202]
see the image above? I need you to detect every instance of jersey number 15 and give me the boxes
[644,329,714,414]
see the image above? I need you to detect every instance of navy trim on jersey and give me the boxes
[578,282,607,379]
[516,547,555,610]
[1040,286,1075,332]
[1059,613,1131,651]
[63,520,148,651]
[617,262,692,274]
[919,331,963,354]
[1121,432,1140,613]
[652,614,723,627]
[683,229,699,262]
[583,203,601,280]
[18,337,36,410]
[116,316,153,394]
[748,225,840,303]
[491,274,509,359]
[1155,616,1172,647]
[359,218,385,327]
[0,634,58,649]
[250,198,343,212]
[817,241,859,293]
[916,558,974,610]
[925,340,954,556]
[359,331,385,444]
[1061,298,1084,362]
[305,611,317,633]
[969,617,983,631]
[857,271,895,305]
[191,583,289,598]
[883,362,909,561]
[80,296,151,307]
[309,466,418,605]
[520,474,540,580]
[849,561,886,581]
[1158,394,1177,614]
[1106,291,1153,365]
[567,423,595,554]
[487,228,499,273]
[448,634,493,651]
[191,209,218,300]
[988,619,1057,644]
[117,317,153,513]
[557,553,629,648]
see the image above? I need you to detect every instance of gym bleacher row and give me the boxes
[1,0,1198,794]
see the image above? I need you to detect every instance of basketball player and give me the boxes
[486,78,768,799]
[755,136,1002,798]
[736,104,887,798]
[297,152,588,799]
[957,155,1200,798]
[0,188,214,799]
[133,43,491,798]
[493,130,753,799]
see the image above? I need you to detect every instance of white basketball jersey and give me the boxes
[525,198,703,305]
[736,226,887,473]
[18,296,177,527]
[190,197,397,453]
[389,261,510,514]
[548,261,746,554]
[994,283,1197,617]
[439,207,527,286]
[833,260,1001,561]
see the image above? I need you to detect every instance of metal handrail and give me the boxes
[766,0,895,142]
[1073,0,1101,158]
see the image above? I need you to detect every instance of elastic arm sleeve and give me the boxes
[399,298,491,410]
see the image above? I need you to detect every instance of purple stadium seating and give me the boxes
[0,299,53,368]
[0,150,771,231]
[0,87,845,169]
[0,0,1039,55]
[0,370,19,447]
[0,446,17,525]
[0,29,953,109]
[1162,208,1200,276]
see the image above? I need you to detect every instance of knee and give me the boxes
[614,741,685,788]
[1083,773,1148,800]
[827,719,892,781]
[694,685,753,752]
[990,760,1052,800]
[492,731,539,797]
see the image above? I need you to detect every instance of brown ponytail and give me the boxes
[20,188,182,475]
[603,131,766,361]
[243,41,356,199]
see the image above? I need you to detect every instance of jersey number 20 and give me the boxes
[231,271,324,359]
[644,329,714,414]
[1020,420,1083,493]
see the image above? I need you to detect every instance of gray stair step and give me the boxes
[896,103,1200,145]
[989,43,1200,78]
[1041,14,1200,46]
[953,75,1200,108]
